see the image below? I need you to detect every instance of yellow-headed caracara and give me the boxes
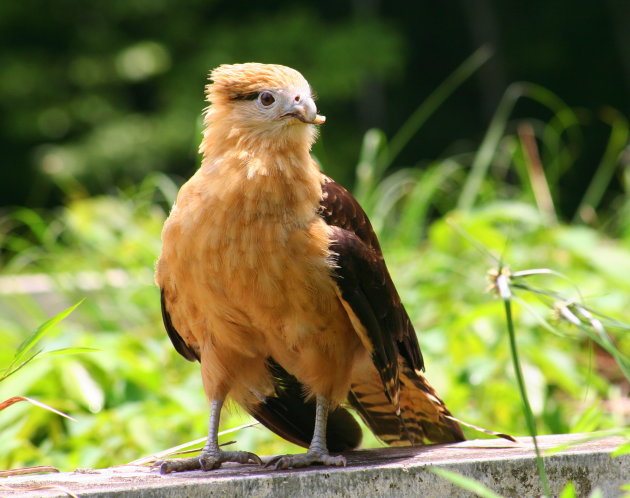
[155,63,464,473]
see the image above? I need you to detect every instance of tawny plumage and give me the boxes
[155,63,464,472]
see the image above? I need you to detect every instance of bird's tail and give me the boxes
[349,362,465,446]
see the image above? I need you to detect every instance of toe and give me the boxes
[156,457,203,474]
[199,456,220,471]
[264,455,282,469]
[265,451,345,470]
[245,452,263,465]
[269,456,290,470]
[323,454,346,467]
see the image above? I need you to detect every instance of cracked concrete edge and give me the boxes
[1,433,628,497]
[81,452,629,498]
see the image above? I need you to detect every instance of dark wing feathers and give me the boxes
[318,178,382,252]
[329,227,402,406]
[248,359,362,452]
[320,177,424,375]
[321,176,463,446]
[161,289,199,362]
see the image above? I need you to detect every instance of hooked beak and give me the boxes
[282,97,326,125]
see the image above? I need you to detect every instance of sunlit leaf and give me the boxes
[430,468,504,498]
[0,396,76,421]
[12,300,83,365]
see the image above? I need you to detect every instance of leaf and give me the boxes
[13,300,84,361]
[0,466,60,477]
[1,300,85,382]
[559,481,576,498]
[611,442,630,457]
[0,351,41,382]
[39,347,100,358]
[430,467,504,498]
[66,361,104,413]
[0,396,76,421]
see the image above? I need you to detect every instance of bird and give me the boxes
[154,63,465,473]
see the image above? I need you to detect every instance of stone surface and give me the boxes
[0,433,627,497]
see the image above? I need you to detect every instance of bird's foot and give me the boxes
[266,449,346,470]
[156,449,262,474]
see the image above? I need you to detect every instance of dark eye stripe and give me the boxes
[231,92,259,101]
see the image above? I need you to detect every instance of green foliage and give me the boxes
[1,301,84,384]
[0,2,405,205]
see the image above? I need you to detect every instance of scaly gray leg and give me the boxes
[266,396,347,470]
[157,399,262,474]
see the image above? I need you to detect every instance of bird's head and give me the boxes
[203,63,325,150]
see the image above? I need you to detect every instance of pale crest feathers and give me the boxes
[200,63,318,159]
[207,63,311,104]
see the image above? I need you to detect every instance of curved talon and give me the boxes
[199,450,262,470]
[266,451,346,470]
[264,456,281,469]
[243,452,263,465]
[323,454,346,467]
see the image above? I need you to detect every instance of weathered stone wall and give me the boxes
[1,433,627,497]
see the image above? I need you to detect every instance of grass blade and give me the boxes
[128,421,260,465]
[430,467,504,498]
[354,128,388,207]
[38,347,100,358]
[0,351,41,382]
[575,107,630,223]
[380,45,493,176]
[518,122,558,224]
[457,83,524,211]
[498,272,551,496]
[12,300,84,365]
[0,396,76,421]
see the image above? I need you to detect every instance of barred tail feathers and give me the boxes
[348,361,464,446]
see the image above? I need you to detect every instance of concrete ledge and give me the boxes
[1,433,627,497]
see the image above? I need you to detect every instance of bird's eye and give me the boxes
[259,91,275,107]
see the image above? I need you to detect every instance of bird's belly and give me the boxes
[208,220,345,345]
[166,213,349,342]
[159,207,363,401]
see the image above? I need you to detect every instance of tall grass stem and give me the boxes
[457,83,523,211]
[574,108,629,224]
[500,275,551,496]
[378,45,493,176]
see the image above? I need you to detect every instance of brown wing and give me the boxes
[320,176,464,445]
[320,177,424,379]
[160,289,199,362]
[319,177,424,371]
[247,359,362,453]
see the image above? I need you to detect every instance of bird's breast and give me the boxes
[158,170,344,352]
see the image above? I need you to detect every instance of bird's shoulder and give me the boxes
[318,175,381,252]
[316,174,425,377]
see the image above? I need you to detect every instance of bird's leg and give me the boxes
[267,396,347,470]
[156,399,262,474]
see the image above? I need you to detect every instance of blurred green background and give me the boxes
[1,0,629,472]
[2,0,630,212]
